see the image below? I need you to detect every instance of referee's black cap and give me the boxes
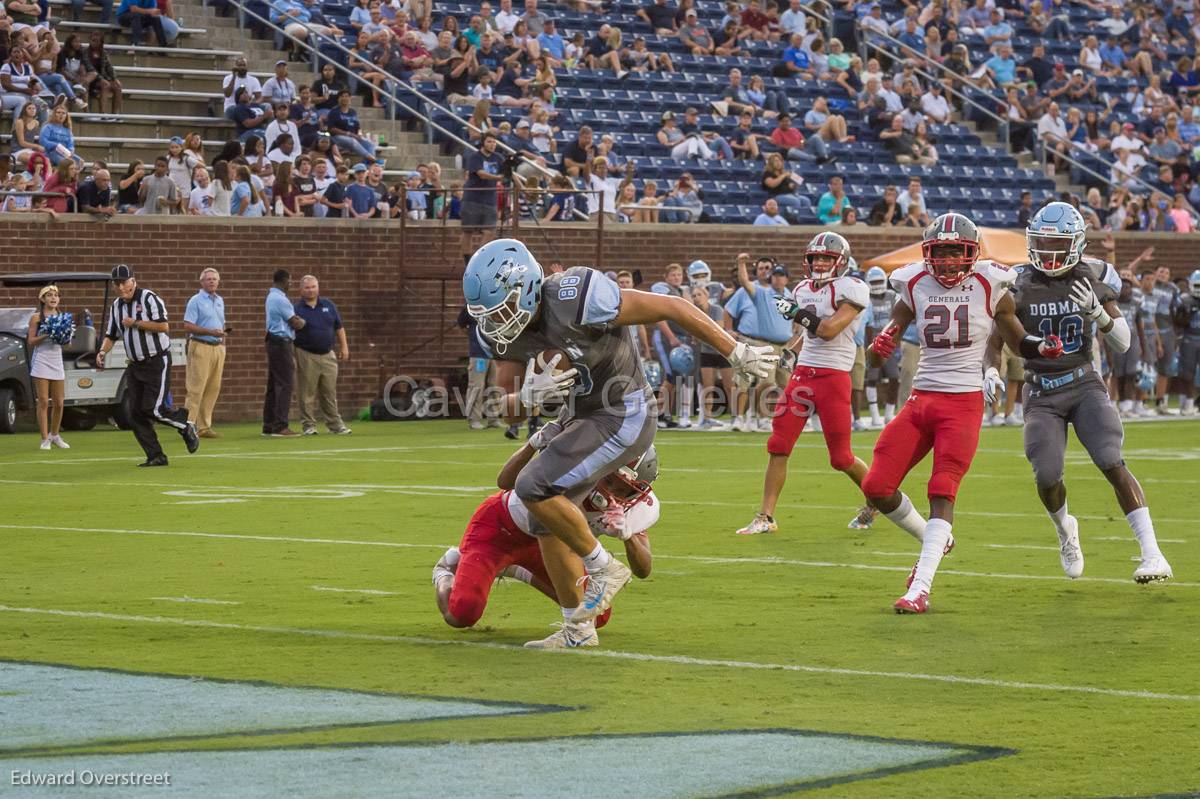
[111,264,134,281]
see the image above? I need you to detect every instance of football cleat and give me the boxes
[1133,554,1173,584]
[572,559,632,622]
[893,589,930,614]
[905,535,955,589]
[847,505,878,530]
[1058,516,1084,579]
[524,621,598,649]
[736,512,778,536]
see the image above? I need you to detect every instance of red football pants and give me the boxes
[768,366,856,471]
[449,493,554,627]
[861,389,984,502]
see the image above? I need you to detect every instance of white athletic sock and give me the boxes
[1119,399,1134,412]
[884,403,896,420]
[866,385,878,403]
[1048,501,1071,539]
[910,518,953,593]
[582,542,613,574]
[884,493,927,542]
[1179,396,1193,412]
[443,548,461,569]
[1126,507,1162,559]
[561,606,574,621]
[503,565,533,583]
[1013,402,1023,417]
[868,402,881,421]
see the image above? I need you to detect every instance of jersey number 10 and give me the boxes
[1038,314,1084,354]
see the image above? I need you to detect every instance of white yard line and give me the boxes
[985,544,1061,552]
[311,585,399,596]
[0,603,1194,704]
[149,596,241,606]
[1,523,1193,587]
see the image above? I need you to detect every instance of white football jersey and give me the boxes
[890,260,1015,393]
[506,488,660,539]
[790,276,870,372]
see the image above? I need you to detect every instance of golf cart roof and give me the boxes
[1,272,114,286]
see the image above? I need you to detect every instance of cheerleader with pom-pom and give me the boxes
[26,285,73,451]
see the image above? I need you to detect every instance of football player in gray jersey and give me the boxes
[1152,265,1183,413]
[1175,270,1200,415]
[1109,270,1149,416]
[464,239,778,633]
[863,266,899,428]
[1136,271,1162,416]
[987,203,1172,584]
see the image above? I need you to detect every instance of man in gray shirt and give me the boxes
[139,156,180,214]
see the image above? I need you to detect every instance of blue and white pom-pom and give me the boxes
[40,313,76,346]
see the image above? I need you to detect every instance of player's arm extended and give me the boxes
[993,292,1067,358]
[866,297,914,366]
[616,289,737,359]
[624,532,652,579]
[496,443,537,490]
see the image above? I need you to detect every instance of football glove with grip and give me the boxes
[1039,334,1065,358]
[983,366,1004,404]
[775,295,822,333]
[779,348,798,374]
[776,295,799,319]
[1069,278,1111,327]
[519,354,579,409]
[728,341,780,382]
[597,508,637,541]
[869,324,900,359]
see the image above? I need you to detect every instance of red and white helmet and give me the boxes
[804,231,852,285]
[582,446,658,513]
[922,212,981,288]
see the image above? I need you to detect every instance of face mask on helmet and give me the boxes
[805,252,843,283]
[923,240,978,287]
[469,292,530,347]
[1027,230,1083,276]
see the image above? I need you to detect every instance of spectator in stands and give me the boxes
[778,0,804,36]
[459,131,502,259]
[984,42,1017,89]
[768,112,833,164]
[268,133,300,167]
[739,0,772,41]
[349,34,388,107]
[84,32,119,119]
[75,166,115,217]
[982,8,1011,51]
[681,106,733,160]
[803,96,851,144]
[678,9,714,56]
[779,32,815,80]
[720,70,781,118]
[231,162,266,216]
[138,155,179,214]
[263,60,299,106]
[1004,86,1035,154]
[41,158,76,212]
[586,157,630,221]
[816,175,850,225]
[658,109,709,160]
[1036,101,1068,175]
[166,135,197,195]
[664,171,703,223]
[638,0,676,35]
[222,57,262,121]
[562,124,593,176]
[184,164,214,215]
[540,173,575,221]
[753,197,788,226]
[634,180,661,222]
[2,47,47,125]
[10,100,44,169]
[729,111,761,159]
[896,16,924,54]
[116,0,168,47]
[868,184,900,226]
[627,34,674,73]
[115,160,142,212]
[1016,190,1033,226]
[430,30,472,105]
[230,87,268,143]
[39,104,79,167]
[1017,42,1052,89]
[326,89,376,162]
[1026,0,1068,40]
[348,0,371,31]
[897,176,931,225]
[1065,68,1097,104]
[859,3,888,50]
[265,101,300,150]
[521,0,548,32]
[919,82,949,124]
[29,31,81,110]
[759,152,806,221]
[712,19,747,57]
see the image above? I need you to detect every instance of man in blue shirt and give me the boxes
[460,131,504,265]
[1098,35,1125,72]
[293,275,351,436]
[725,255,792,431]
[183,268,227,439]
[537,18,565,63]
[982,9,1012,51]
[263,269,305,436]
[116,0,167,47]
[781,33,815,80]
[984,44,1017,88]
[326,90,377,162]
[345,164,377,218]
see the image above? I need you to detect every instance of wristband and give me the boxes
[1018,335,1044,359]
[794,308,822,333]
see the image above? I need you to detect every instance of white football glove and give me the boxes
[518,354,579,409]
[1069,278,1104,320]
[597,508,636,541]
[527,419,564,451]
[779,348,798,374]
[728,341,780,382]
[983,366,1004,405]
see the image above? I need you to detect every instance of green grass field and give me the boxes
[1,418,1198,798]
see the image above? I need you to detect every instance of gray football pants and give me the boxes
[1022,371,1125,490]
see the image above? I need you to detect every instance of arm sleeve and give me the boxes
[578,269,623,325]
[105,303,121,340]
[183,295,199,324]
[1103,315,1132,354]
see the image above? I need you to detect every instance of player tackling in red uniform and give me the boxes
[735,234,875,536]
[433,420,659,648]
[863,213,1065,614]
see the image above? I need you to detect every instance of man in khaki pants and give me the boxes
[183,268,228,438]
[293,275,351,436]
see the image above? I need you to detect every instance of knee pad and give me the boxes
[447,586,486,628]
[1031,462,1064,490]
[766,431,796,457]
[829,449,856,473]
[926,470,962,502]
[860,470,894,502]
[514,465,556,504]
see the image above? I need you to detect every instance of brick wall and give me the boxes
[1,217,1196,422]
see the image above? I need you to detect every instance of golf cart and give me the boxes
[0,272,188,433]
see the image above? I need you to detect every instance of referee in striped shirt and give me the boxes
[97,264,200,466]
